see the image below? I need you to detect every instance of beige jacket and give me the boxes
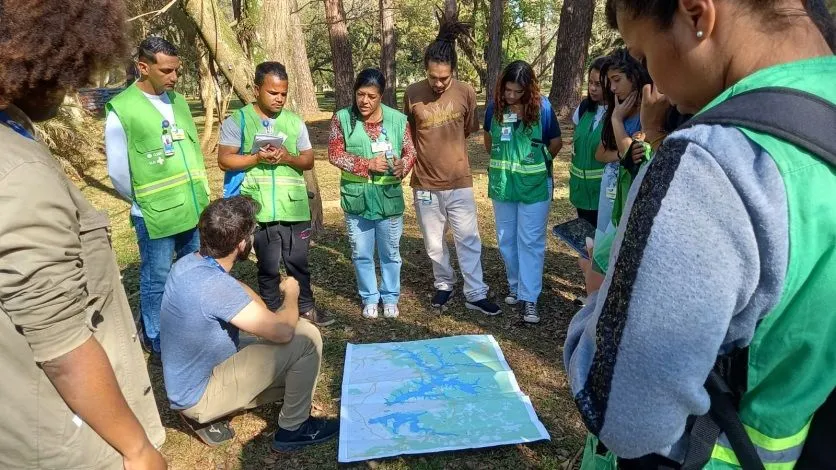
[0,106,165,469]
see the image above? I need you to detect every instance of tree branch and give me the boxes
[126,0,177,22]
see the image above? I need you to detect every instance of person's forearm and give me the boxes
[483,133,492,153]
[548,138,563,157]
[281,150,314,171]
[218,150,259,171]
[596,144,619,163]
[612,116,633,156]
[42,337,154,460]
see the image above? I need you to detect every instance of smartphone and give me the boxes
[552,218,596,259]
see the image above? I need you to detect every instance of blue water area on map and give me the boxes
[368,412,457,436]
[383,345,484,406]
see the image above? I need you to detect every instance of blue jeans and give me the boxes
[491,193,551,303]
[133,215,200,353]
[345,214,403,306]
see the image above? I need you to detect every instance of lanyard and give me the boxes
[0,111,34,140]
[204,256,227,273]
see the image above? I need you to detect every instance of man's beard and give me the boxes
[237,238,253,262]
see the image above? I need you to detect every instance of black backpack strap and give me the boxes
[679,86,836,167]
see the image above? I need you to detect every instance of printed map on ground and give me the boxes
[338,335,550,462]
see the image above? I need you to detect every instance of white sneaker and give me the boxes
[504,293,518,305]
[383,304,400,318]
[362,304,379,319]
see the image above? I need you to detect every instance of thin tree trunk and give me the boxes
[444,0,457,21]
[485,0,504,93]
[324,0,355,111]
[379,0,397,108]
[548,0,596,118]
[254,0,320,115]
[180,0,256,103]
[197,46,217,153]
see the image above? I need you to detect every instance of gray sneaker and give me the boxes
[522,301,540,324]
[302,308,335,327]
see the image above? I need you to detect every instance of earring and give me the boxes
[696,30,705,39]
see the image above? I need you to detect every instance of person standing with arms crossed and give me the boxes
[218,62,332,327]
[1,1,166,468]
[403,19,501,315]
[105,37,211,365]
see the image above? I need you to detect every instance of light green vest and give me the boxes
[232,104,310,223]
[106,84,210,239]
[701,56,836,470]
[570,109,606,210]
[336,105,406,220]
[488,109,550,204]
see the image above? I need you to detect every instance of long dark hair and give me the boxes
[492,60,541,129]
[600,48,651,151]
[577,56,609,117]
[348,68,386,136]
[423,12,472,70]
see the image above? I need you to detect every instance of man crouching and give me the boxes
[159,196,338,449]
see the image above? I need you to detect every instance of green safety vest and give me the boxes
[336,105,406,220]
[106,84,210,239]
[488,110,550,204]
[700,56,836,470]
[570,109,606,211]
[232,104,310,223]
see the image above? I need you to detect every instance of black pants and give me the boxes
[577,208,599,227]
[253,220,314,313]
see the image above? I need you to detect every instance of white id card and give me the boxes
[371,141,392,153]
[500,126,513,142]
[416,190,432,206]
[171,127,186,141]
[503,112,518,123]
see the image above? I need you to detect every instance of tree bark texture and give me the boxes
[180,0,256,103]
[379,0,397,108]
[196,43,218,153]
[324,0,355,111]
[548,0,596,118]
[444,0,457,21]
[252,0,320,115]
[485,0,504,93]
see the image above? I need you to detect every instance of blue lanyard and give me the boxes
[0,111,34,140]
[204,256,227,273]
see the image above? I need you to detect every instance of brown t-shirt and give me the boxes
[403,79,479,190]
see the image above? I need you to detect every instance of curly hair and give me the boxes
[492,60,541,130]
[0,0,128,106]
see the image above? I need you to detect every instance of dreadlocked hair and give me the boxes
[493,60,541,130]
[424,12,472,70]
[600,48,651,151]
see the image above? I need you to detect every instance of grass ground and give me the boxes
[77,102,588,469]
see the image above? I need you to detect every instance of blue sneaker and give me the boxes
[271,416,339,452]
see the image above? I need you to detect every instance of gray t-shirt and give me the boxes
[160,254,252,410]
[219,112,312,153]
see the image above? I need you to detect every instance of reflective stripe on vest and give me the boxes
[570,164,604,179]
[245,174,306,187]
[710,420,811,469]
[340,170,400,185]
[489,159,547,175]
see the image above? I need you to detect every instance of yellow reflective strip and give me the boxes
[711,444,740,466]
[489,160,512,170]
[134,171,188,191]
[135,178,190,197]
[744,421,811,452]
[510,162,547,174]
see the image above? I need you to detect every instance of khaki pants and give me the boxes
[182,319,322,431]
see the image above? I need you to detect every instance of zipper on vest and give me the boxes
[176,139,201,218]
[272,166,277,221]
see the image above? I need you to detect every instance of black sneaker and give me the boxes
[522,301,541,324]
[302,308,335,327]
[431,289,455,310]
[271,416,339,452]
[465,298,502,316]
[180,414,235,447]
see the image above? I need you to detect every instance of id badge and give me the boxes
[416,190,432,206]
[171,127,186,141]
[371,141,391,153]
[162,134,175,156]
[503,112,518,123]
[500,126,513,142]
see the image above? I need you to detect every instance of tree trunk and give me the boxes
[548,0,596,118]
[324,0,355,111]
[180,0,256,103]
[379,0,397,108]
[252,0,320,115]
[444,0,457,20]
[197,45,218,153]
[485,0,504,94]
